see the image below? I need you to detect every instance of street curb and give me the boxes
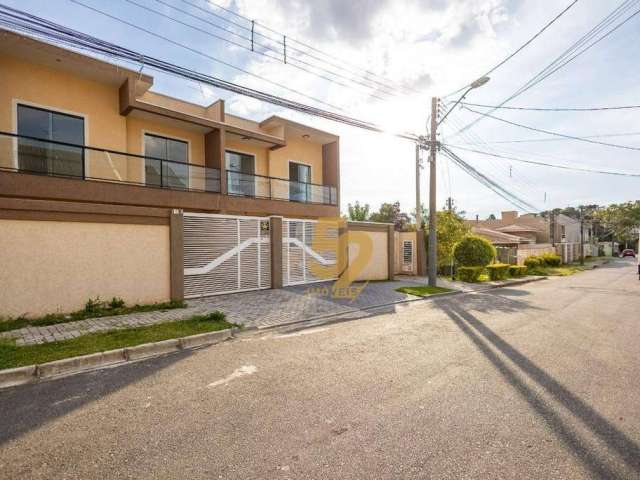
[0,327,235,390]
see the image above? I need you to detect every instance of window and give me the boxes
[225,150,255,196]
[17,104,84,177]
[289,162,311,202]
[144,133,189,189]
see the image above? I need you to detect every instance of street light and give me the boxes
[424,76,490,287]
[437,76,490,127]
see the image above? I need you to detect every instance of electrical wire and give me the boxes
[453,0,640,136]
[182,0,422,97]
[463,106,640,152]
[135,0,400,101]
[459,102,640,112]
[0,4,420,141]
[455,131,640,145]
[445,144,640,177]
[442,1,579,99]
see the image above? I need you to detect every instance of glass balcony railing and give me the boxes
[226,170,337,205]
[0,131,221,193]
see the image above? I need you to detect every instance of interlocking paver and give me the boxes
[0,280,428,346]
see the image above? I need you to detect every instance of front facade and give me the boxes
[0,30,342,316]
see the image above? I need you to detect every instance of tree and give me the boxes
[411,203,428,230]
[487,213,496,220]
[453,235,496,267]
[435,210,470,269]
[594,201,640,248]
[370,201,412,231]
[347,201,370,221]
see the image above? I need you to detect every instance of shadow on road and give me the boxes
[439,300,640,479]
[0,350,193,446]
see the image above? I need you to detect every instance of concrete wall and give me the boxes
[347,230,388,281]
[517,244,555,265]
[0,219,171,317]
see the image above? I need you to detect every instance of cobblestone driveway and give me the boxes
[2,280,424,346]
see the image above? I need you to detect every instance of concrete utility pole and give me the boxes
[427,97,438,287]
[580,206,585,265]
[415,144,422,230]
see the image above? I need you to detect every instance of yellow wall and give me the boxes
[348,230,388,281]
[0,53,127,172]
[268,136,323,183]
[0,219,171,317]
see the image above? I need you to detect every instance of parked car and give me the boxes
[620,249,636,258]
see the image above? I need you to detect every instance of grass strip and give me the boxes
[0,312,232,370]
[396,285,453,297]
[0,300,187,333]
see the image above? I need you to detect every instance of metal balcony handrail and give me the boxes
[225,169,335,189]
[0,130,211,170]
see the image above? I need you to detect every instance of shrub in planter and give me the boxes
[509,265,528,277]
[453,235,496,267]
[540,252,562,267]
[487,263,510,281]
[524,256,542,269]
[457,266,485,283]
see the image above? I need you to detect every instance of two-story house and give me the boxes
[0,30,342,316]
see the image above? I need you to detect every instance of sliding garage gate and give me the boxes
[282,219,339,286]
[183,213,271,298]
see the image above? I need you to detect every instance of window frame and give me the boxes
[288,160,313,203]
[142,131,191,189]
[12,99,88,175]
[225,149,257,197]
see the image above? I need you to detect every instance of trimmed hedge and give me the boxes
[540,252,562,267]
[509,265,528,277]
[457,266,485,283]
[524,256,542,268]
[453,235,496,267]
[487,263,510,281]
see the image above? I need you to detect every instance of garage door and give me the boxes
[183,213,271,298]
[282,219,339,286]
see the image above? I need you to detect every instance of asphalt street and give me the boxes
[1,258,639,479]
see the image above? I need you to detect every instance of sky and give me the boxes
[3,0,639,220]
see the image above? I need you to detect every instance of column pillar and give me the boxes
[270,216,283,289]
[169,209,184,301]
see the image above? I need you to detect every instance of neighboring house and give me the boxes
[468,211,555,244]
[0,30,344,316]
[555,213,593,244]
[471,227,531,247]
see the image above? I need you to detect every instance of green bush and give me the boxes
[509,265,528,277]
[487,263,510,281]
[524,256,542,268]
[540,252,562,267]
[453,235,496,267]
[457,266,485,283]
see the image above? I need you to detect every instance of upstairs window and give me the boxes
[17,104,84,178]
[289,162,311,202]
[144,133,188,189]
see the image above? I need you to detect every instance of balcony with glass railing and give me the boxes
[226,170,337,205]
[0,131,221,193]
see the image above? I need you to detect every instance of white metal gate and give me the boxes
[183,213,271,298]
[282,219,339,286]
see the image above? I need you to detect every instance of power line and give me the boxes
[136,0,399,101]
[68,0,346,111]
[441,146,539,212]
[462,106,640,152]
[456,131,640,145]
[184,0,422,97]
[459,102,640,112]
[445,144,640,177]
[453,0,640,136]
[0,4,420,141]
[443,1,579,99]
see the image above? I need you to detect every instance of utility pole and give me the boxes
[428,97,438,287]
[415,144,421,230]
[580,206,585,265]
[550,210,556,247]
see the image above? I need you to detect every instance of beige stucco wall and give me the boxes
[347,230,388,281]
[0,219,170,317]
[225,138,269,176]
[268,136,323,184]
[0,53,127,170]
[394,231,418,275]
